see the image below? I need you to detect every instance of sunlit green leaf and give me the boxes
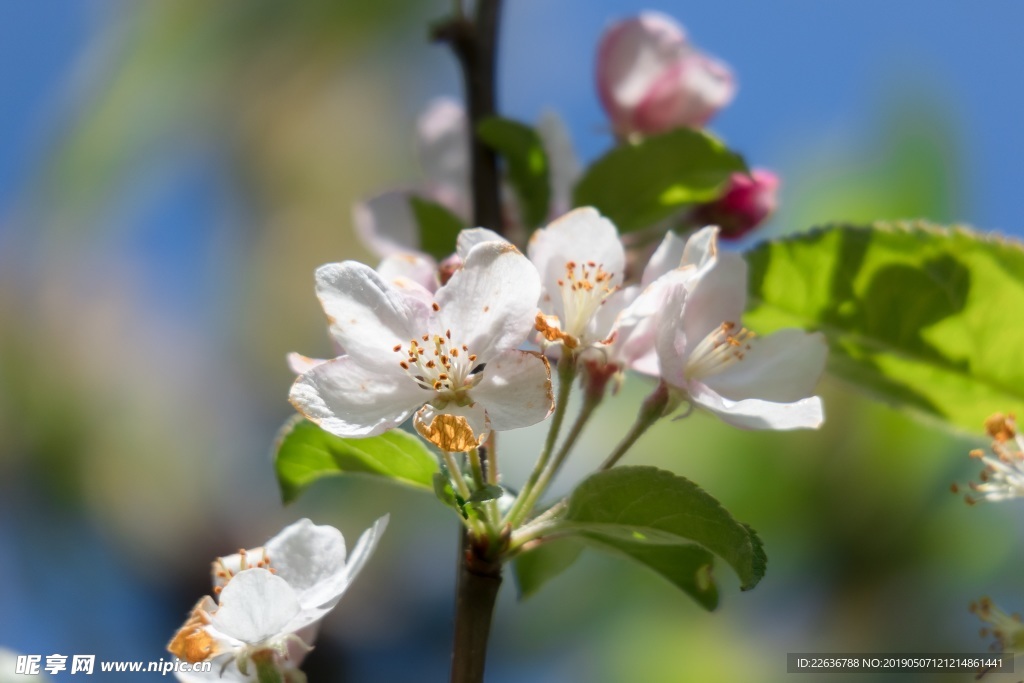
[745,222,1024,432]
[572,129,746,233]
[275,417,438,503]
[477,117,551,228]
[410,196,466,261]
[539,467,765,608]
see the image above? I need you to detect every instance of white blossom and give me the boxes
[169,517,388,681]
[289,240,552,450]
[653,227,827,429]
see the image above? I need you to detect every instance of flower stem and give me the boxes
[468,447,486,489]
[597,382,670,471]
[514,388,602,524]
[504,354,576,527]
[450,531,503,683]
[433,0,504,233]
[443,450,487,537]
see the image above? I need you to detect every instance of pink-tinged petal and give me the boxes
[315,262,429,371]
[352,190,421,258]
[689,382,825,430]
[679,251,747,359]
[436,241,540,361]
[536,110,581,217]
[471,350,554,431]
[635,51,734,132]
[597,13,688,134]
[417,97,470,219]
[377,253,439,294]
[289,357,424,438]
[287,352,327,376]
[702,329,827,403]
[693,170,780,241]
[211,569,300,644]
[456,227,507,261]
[528,207,626,316]
[641,231,687,287]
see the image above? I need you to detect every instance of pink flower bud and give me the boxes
[596,13,735,136]
[692,169,780,240]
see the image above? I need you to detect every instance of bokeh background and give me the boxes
[2,1,1023,681]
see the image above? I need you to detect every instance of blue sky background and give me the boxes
[3,1,1023,232]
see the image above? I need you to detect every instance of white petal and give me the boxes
[352,190,421,258]
[417,98,471,219]
[702,329,828,402]
[591,284,634,345]
[315,262,429,371]
[690,382,825,430]
[290,356,424,437]
[436,241,540,361]
[342,515,390,587]
[456,228,507,261]
[471,350,554,431]
[536,110,581,217]
[528,208,626,317]
[654,277,691,385]
[641,231,687,287]
[212,569,301,644]
[377,253,439,294]
[265,519,347,610]
[609,278,675,374]
[679,251,747,359]
[286,353,327,376]
[680,226,719,269]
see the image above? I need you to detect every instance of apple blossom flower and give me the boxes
[594,227,717,383]
[652,228,827,429]
[956,413,1024,504]
[169,517,388,682]
[284,228,506,380]
[690,170,780,241]
[289,240,553,451]
[529,208,627,354]
[596,12,735,137]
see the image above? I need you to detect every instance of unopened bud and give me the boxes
[596,12,735,137]
[691,169,780,240]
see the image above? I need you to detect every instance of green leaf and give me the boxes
[274,417,438,503]
[542,466,765,608]
[512,539,584,599]
[410,196,465,261]
[572,129,746,233]
[468,484,504,503]
[477,117,551,228]
[581,535,719,610]
[745,222,1024,432]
